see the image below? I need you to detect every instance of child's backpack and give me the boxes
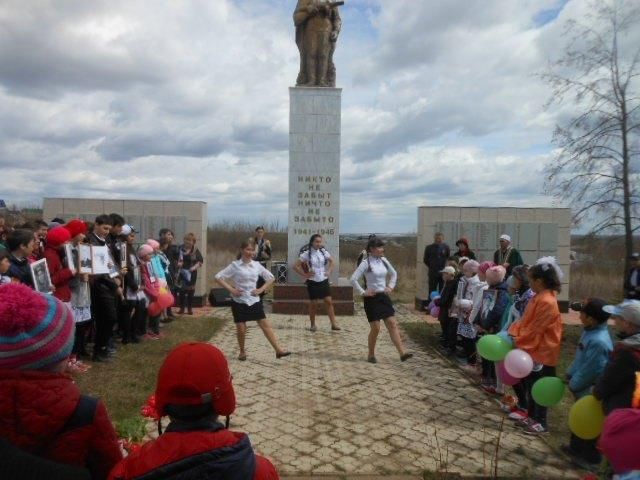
[0,395,97,480]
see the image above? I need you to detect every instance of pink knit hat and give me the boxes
[137,244,154,259]
[478,261,496,274]
[485,266,507,285]
[146,239,160,251]
[0,284,74,370]
[599,408,640,473]
[463,259,480,274]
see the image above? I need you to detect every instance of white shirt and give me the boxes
[299,248,331,282]
[215,260,275,306]
[350,256,397,296]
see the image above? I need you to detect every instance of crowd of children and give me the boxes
[430,235,640,476]
[0,214,203,369]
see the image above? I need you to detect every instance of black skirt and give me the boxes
[231,301,265,323]
[363,293,395,322]
[306,279,331,300]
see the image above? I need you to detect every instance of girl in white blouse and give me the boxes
[293,234,341,332]
[215,240,290,361]
[350,237,413,363]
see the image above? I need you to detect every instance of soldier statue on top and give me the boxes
[294,0,343,87]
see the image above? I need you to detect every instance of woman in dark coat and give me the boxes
[452,237,476,261]
[177,232,203,315]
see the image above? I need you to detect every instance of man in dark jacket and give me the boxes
[423,233,450,295]
[109,343,279,480]
[625,253,640,300]
[593,300,640,415]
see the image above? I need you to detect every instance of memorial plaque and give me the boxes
[498,223,519,246]
[518,223,540,251]
[459,222,477,246]
[477,223,498,251]
[540,224,559,251]
[435,222,458,246]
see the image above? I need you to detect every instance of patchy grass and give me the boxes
[402,321,585,454]
[75,313,227,440]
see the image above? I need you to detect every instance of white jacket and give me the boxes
[456,274,480,321]
[468,279,488,325]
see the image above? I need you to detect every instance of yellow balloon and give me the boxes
[569,395,605,440]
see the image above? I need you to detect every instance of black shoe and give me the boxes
[367,356,377,364]
[160,317,174,324]
[131,336,141,344]
[276,351,292,359]
[91,352,110,363]
[178,309,185,315]
[401,353,414,362]
[187,309,193,315]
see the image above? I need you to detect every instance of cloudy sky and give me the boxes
[0,0,631,232]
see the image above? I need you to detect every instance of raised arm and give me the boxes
[385,259,398,291]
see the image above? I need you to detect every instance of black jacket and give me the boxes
[8,254,33,287]
[625,267,640,299]
[423,243,450,274]
[88,233,118,297]
[593,334,640,415]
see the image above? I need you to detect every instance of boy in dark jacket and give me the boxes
[109,342,279,480]
[0,284,121,480]
[6,229,36,287]
[594,300,640,414]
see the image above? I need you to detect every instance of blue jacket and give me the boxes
[567,323,613,398]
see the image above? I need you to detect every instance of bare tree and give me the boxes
[542,0,640,277]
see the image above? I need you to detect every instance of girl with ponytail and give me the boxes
[350,237,413,363]
[293,234,341,332]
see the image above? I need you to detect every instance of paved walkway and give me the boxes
[153,306,581,479]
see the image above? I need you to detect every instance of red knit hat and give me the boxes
[599,408,640,473]
[155,343,236,418]
[46,226,71,248]
[64,219,88,238]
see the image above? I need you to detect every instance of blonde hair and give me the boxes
[183,232,197,245]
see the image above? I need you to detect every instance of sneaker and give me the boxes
[515,417,536,429]
[508,409,529,421]
[523,422,549,435]
[480,384,498,395]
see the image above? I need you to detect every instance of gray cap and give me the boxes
[603,300,640,326]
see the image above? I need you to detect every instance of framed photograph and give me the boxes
[108,251,120,278]
[79,244,93,274]
[119,242,127,269]
[30,258,53,294]
[91,246,111,275]
[64,243,77,275]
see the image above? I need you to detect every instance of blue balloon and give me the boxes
[430,291,440,300]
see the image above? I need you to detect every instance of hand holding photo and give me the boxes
[79,244,93,274]
[64,243,77,274]
[30,258,53,294]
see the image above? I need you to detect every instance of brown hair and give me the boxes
[236,239,256,260]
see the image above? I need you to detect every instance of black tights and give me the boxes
[179,290,194,312]
[72,321,92,356]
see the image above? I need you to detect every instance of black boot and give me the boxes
[178,293,186,314]
[187,291,194,315]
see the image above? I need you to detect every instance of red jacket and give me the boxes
[109,427,279,480]
[44,245,74,302]
[0,369,122,480]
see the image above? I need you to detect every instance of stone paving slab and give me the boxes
[153,306,582,479]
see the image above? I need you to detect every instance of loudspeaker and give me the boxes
[271,262,288,284]
[208,288,233,307]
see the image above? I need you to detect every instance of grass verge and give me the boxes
[402,321,583,452]
[74,313,228,440]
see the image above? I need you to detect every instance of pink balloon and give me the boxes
[157,292,174,309]
[504,349,534,379]
[497,361,521,386]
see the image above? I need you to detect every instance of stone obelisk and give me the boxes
[272,0,353,315]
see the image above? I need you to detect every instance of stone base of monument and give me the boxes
[273,279,354,316]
